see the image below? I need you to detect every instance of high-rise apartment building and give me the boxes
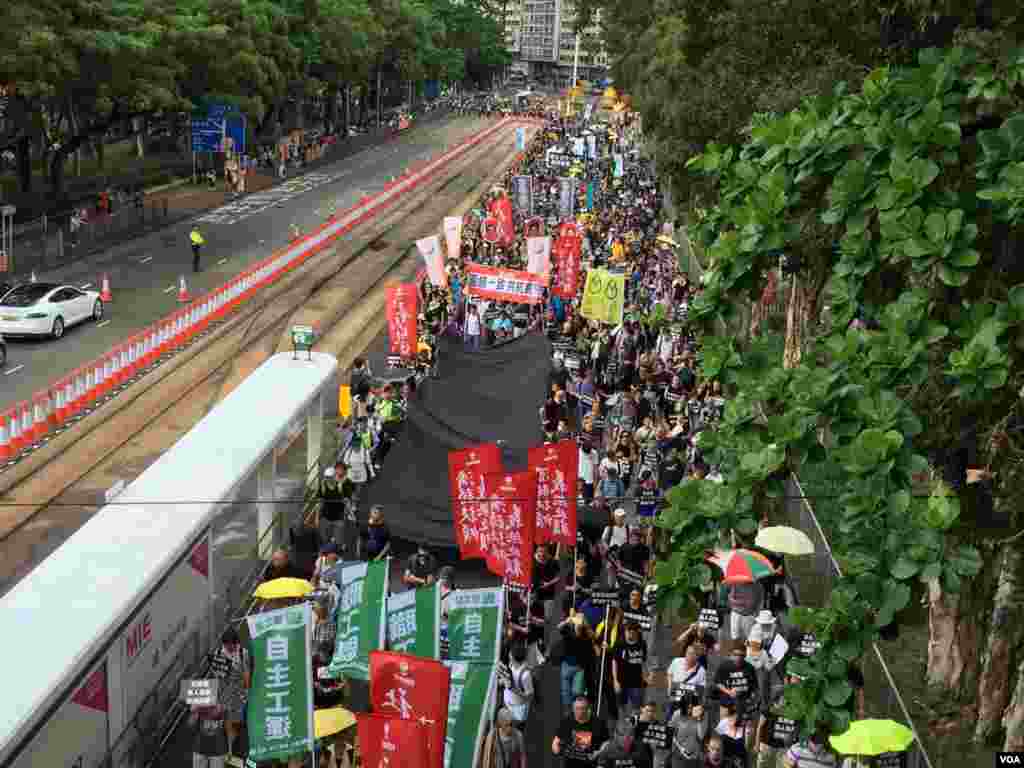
[508,0,608,86]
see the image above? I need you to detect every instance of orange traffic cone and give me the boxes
[177,275,191,303]
[100,274,112,302]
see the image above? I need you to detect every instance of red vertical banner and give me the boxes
[386,283,418,358]
[357,713,430,768]
[448,443,504,559]
[369,651,451,768]
[528,440,578,546]
[495,196,515,247]
[553,231,582,299]
[483,471,536,589]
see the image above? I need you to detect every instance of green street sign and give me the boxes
[292,325,315,351]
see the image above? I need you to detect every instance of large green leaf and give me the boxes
[891,558,920,580]
[948,544,984,576]
[824,680,853,707]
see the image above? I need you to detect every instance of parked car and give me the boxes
[0,282,105,339]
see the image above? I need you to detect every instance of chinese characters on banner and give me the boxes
[448,443,504,559]
[465,263,549,305]
[357,713,430,768]
[580,268,626,325]
[246,604,315,763]
[443,216,462,263]
[512,176,533,215]
[327,561,389,681]
[443,661,497,768]
[415,235,447,288]
[527,439,578,546]
[557,177,576,219]
[385,284,418,358]
[386,584,441,658]
[526,236,552,276]
[494,196,515,247]
[370,651,451,768]
[483,471,537,589]
[552,230,582,299]
[445,588,504,664]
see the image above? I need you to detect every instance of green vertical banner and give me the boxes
[446,587,504,665]
[387,583,441,658]
[443,661,497,768]
[328,560,389,680]
[246,604,316,763]
[586,181,595,210]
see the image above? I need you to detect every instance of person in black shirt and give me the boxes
[550,356,571,392]
[191,705,229,768]
[263,548,305,582]
[598,728,653,768]
[553,696,611,768]
[403,545,437,588]
[713,640,759,720]
[534,544,562,623]
[617,528,651,579]
[613,622,649,716]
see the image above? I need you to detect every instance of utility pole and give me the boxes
[572,33,581,87]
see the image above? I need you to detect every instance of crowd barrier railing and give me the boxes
[0,117,539,470]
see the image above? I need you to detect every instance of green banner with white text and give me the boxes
[387,583,441,658]
[328,560,389,680]
[443,661,496,768]
[446,588,504,665]
[246,604,315,762]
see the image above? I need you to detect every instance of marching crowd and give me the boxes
[190,103,864,768]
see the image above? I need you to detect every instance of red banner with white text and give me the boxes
[483,471,536,588]
[494,196,515,247]
[369,651,451,768]
[357,713,430,768]
[448,443,504,560]
[553,232,582,299]
[386,283,418,358]
[465,263,549,305]
[527,440,578,546]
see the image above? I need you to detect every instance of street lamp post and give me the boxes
[572,33,580,87]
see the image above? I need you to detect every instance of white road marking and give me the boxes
[140,256,153,264]
[217,258,228,265]
[163,285,175,294]
[96,319,111,328]
[193,171,346,226]
[80,283,92,290]
[4,365,24,376]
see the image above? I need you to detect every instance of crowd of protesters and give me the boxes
[188,100,865,768]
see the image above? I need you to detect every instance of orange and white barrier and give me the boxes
[0,117,534,467]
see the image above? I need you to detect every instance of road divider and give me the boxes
[0,116,545,470]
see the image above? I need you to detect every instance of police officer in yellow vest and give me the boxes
[190,225,205,273]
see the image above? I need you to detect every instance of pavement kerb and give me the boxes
[0,121,536,525]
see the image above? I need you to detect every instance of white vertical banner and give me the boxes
[416,235,447,288]
[526,236,552,276]
[443,216,463,264]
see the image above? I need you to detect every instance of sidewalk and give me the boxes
[7,110,456,279]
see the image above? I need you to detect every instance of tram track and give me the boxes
[0,122,534,596]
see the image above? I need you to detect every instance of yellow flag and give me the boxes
[338,384,352,420]
[580,269,625,325]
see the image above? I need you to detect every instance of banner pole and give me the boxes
[596,604,610,716]
[571,545,578,607]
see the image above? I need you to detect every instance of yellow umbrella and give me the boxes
[315,707,357,739]
[829,719,915,756]
[755,526,815,556]
[253,577,314,600]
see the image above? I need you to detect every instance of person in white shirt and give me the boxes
[503,643,534,728]
[666,644,707,717]
[578,443,596,503]
[465,304,482,351]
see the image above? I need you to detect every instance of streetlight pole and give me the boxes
[572,32,580,87]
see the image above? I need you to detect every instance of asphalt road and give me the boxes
[0,115,501,411]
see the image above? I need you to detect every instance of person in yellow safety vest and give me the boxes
[190,226,205,273]
[374,384,404,466]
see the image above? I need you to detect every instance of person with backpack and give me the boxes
[503,642,535,729]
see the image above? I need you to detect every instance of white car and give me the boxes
[0,282,104,339]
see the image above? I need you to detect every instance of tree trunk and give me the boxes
[134,116,145,159]
[782,274,813,369]
[95,139,105,171]
[975,544,1024,742]
[1006,658,1024,751]
[16,136,31,193]
[927,577,987,697]
[326,87,339,135]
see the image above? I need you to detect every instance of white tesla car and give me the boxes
[0,282,104,339]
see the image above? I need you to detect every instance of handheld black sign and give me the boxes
[698,608,720,631]
[622,610,653,632]
[590,589,620,606]
[639,723,671,750]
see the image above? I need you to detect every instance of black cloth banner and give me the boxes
[363,333,553,550]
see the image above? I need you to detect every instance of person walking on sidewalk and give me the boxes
[190,225,206,273]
